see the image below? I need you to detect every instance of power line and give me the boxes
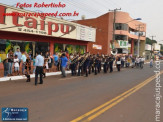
[62,0,102,16]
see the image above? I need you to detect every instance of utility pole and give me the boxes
[136,24,144,57]
[150,35,156,58]
[109,8,121,51]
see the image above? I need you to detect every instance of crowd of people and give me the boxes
[3,48,149,85]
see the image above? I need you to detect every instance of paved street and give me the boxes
[0,63,163,122]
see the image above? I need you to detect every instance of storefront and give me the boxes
[0,3,96,62]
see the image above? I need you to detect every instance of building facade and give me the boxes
[0,3,96,62]
[76,11,146,56]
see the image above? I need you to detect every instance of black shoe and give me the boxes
[39,83,43,84]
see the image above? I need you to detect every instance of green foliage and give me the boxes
[160,44,163,55]
[146,37,157,45]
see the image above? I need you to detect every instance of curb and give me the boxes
[0,71,71,82]
[0,61,161,82]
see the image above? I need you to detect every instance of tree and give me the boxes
[146,37,157,45]
[160,44,163,55]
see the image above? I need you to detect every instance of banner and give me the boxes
[92,44,102,50]
[5,40,11,54]
[25,42,31,53]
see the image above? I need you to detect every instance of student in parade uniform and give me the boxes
[92,55,95,73]
[98,56,102,73]
[77,55,84,76]
[109,55,114,73]
[88,55,93,74]
[103,56,108,73]
[83,54,90,77]
[116,56,121,72]
[70,54,78,76]
[94,56,99,75]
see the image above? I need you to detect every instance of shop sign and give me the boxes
[92,44,102,50]
[145,44,152,51]
[76,26,96,42]
[118,40,128,48]
[122,48,128,54]
[0,4,95,42]
[0,5,77,39]
[152,43,160,51]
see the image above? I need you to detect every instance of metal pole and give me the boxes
[109,8,121,50]
[112,9,116,49]
[150,35,156,58]
[136,24,144,57]
[137,32,140,57]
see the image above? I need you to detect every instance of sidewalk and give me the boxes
[0,61,161,82]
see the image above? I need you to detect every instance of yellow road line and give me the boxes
[71,70,163,122]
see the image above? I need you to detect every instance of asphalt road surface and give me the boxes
[0,62,163,122]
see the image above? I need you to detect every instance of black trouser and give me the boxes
[71,64,76,76]
[109,63,113,72]
[89,65,92,74]
[140,62,143,69]
[121,61,124,68]
[117,64,121,71]
[94,65,98,75]
[84,66,88,77]
[78,66,83,76]
[92,66,94,72]
[98,64,101,73]
[25,73,30,82]
[35,66,43,85]
[103,64,107,73]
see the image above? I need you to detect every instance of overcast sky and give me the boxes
[0,0,162,43]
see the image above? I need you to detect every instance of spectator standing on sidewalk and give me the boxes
[3,59,9,77]
[7,49,14,76]
[135,57,140,68]
[35,51,44,85]
[150,58,153,68]
[14,48,22,65]
[53,52,59,67]
[121,56,125,68]
[131,56,135,68]
[33,56,36,73]
[14,55,20,75]
[139,56,144,69]
[21,52,27,75]
[60,53,68,77]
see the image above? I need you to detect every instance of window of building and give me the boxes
[115,35,127,41]
[115,23,128,31]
